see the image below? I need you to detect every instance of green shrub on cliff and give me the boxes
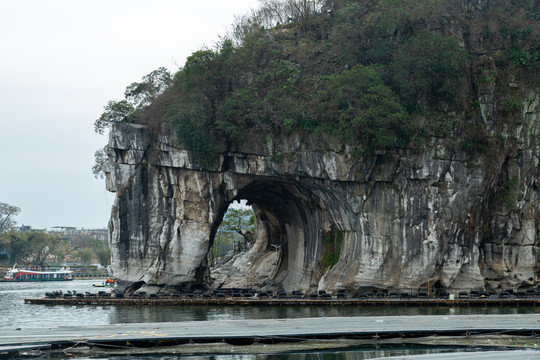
[498,178,519,210]
[94,100,137,135]
[94,0,539,170]
[317,65,410,151]
[385,30,468,112]
[167,42,238,167]
[320,227,344,272]
[94,67,172,135]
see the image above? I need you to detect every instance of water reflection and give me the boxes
[107,303,532,325]
[55,346,521,360]
[1,281,538,329]
[2,282,539,358]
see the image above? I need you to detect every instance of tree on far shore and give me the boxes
[220,208,255,251]
[0,230,68,266]
[0,201,20,233]
[72,248,94,266]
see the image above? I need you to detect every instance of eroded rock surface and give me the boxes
[106,90,539,294]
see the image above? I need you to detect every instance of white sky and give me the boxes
[0,0,259,229]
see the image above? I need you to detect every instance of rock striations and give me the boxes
[105,89,539,294]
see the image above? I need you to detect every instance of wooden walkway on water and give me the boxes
[1,314,539,350]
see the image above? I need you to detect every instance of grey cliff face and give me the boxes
[106,91,539,294]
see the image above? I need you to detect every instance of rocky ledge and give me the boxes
[105,90,539,294]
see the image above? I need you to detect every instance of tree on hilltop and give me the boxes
[92,67,173,179]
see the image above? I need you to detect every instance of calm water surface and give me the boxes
[2,280,539,329]
[1,280,539,359]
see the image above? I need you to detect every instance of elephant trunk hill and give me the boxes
[103,0,540,294]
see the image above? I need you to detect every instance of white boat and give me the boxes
[1,266,73,282]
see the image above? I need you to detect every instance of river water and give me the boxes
[1,280,539,359]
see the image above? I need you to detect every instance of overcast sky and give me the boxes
[0,0,259,230]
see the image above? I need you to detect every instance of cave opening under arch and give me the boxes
[205,177,347,291]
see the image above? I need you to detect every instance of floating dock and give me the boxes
[0,314,539,350]
[24,296,540,307]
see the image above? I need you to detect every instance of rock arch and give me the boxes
[212,177,353,292]
[106,119,540,294]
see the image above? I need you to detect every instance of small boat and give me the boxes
[93,278,115,287]
[1,266,73,282]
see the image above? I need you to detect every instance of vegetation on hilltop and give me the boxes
[94,0,540,172]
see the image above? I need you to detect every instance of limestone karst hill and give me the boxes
[100,0,540,294]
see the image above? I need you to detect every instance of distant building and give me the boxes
[47,226,109,249]
[9,225,108,250]
[14,225,108,244]
[16,225,46,232]
[48,226,108,245]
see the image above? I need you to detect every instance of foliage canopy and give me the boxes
[208,206,255,265]
[0,201,20,233]
[94,0,539,169]
[0,230,69,266]
[219,207,255,250]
